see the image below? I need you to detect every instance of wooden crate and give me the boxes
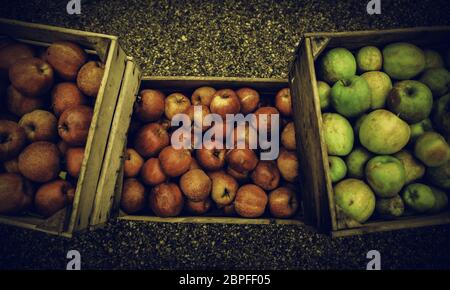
[93,76,306,227]
[0,18,131,237]
[289,27,450,237]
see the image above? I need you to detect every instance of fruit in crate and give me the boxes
[210,171,238,207]
[236,87,260,114]
[382,42,425,80]
[423,49,444,69]
[6,85,44,117]
[120,178,147,214]
[345,147,372,179]
[319,48,356,84]
[275,88,292,117]
[268,187,299,218]
[180,169,212,201]
[250,160,280,191]
[19,110,58,142]
[9,57,54,98]
[409,118,433,142]
[76,61,104,97]
[365,155,406,198]
[414,132,450,167]
[226,148,258,174]
[330,75,371,117]
[356,46,382,72]
[123,148,144,178]
[0,42,35,74]
[186,198,212,215]
[0,120,26,161]
[149,183,184,217]
[34,179,75,217]
[276,149,299,183]
[281,121,296,150]
[235,184,268,218]
[135,89,165,122]
[322,113,354,156]
[196,146,226,171]
[394,150,425,184]
[317,81,331,110]
[210,89,241,118]
[361,71,392,109]
[51,82,86,117]
[375,195,405,219]
[18,141,60,183]
[419,68,450,97]
[334,179,376,223]
[65,147,85,178]
[428,187,448,214]
[134,123,169,158]
[140,157,167,186]
[57,105,93,146]
[45,41,87,80]
[401,183,436,213]
[0,173,33,214]
[159,147,192,177]
[328,156,347,183]
[191,86,216,107]
[359,109,410,154]
[433,93,450,135]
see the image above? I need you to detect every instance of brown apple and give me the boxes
[18,141,60,183]
[164,92,191,120]
[268,187,299,218]
[277,149,299,183]
[235,184,268,218]
[0,42,35,74]
[120,178,147,214]
[275,88,292,117]
[51,82,86,116]
[0,120,26,161]
[187,104,211,132]
[281,122,296,150]
[58,105,93,146]
[19,110,58,142]
[124,148,144,178]
[159,146,192,177]
[134,123,169,158]
[250,160,280,191]
[196,146,226,171]
[226,148,258,173]
[226,166,249,182]
[180,169,212,201]
[76,61,104,97]
[34,179,75,217]
[191,86,216,106]
[6,85,44,117]
[209,171,238,206]
[135,89,165,122]
[254,106,280,132]
[210,89,241,118]
[0,173,34,214]
[65,147,85,178]
[9,57,54,98]
[140,157,167,186]
[45,41,87,80]
[149,182,184,217]
[3,158,19,173]
[185,198,212,215]
[236,87,260,114]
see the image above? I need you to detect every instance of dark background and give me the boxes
[1,0,450,270]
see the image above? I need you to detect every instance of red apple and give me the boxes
[76,61,104,97]
[209,171,238,207]
[0,120,26,161]
[135,89,165,122]
[19,109,58,142]
[159,146,192,177]
[250,160,280,191]
[6,85,44,117]
[235,184,268,218]
[191,86,216,106]
[196,146,226,171]
[268,187,299,218]
[45,41,87,80]
[149,183,184,217]
[58,105,93,146]
[210,89,241,118]
[65,147,85,178]
[281,122,296,150]
[226,148,258,173]
[226,166,249,182]
[180,169,212,201]
[275,88,292,117]
[277,148,299,183]
[236,87,260,114]
[232,124,258,149]
[254,106,280,132]
[120,178,147,214]
[0,173,34,214]
[185,198,212,215]
[164,92,191,120]
[18,141,60,183]
[124,148,144,178]
[35,179,74,217]
[140,157,167,186]
[186,104,211,132]
[134,123,169,158]
[9,57,54,98]
[51,82,86,116]
[0,42,35,74]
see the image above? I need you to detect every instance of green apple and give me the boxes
[394,150,425,184]
[356,46,382,72]
[419,68,450,97]
[330,75,371,117]
[345,146,372,179]
[433,93,450,135]
[424,49,445,69]
[365,155,406,198]
[328,156,347,183]
[402,183,436,213]
[322,113,354,156]
[414,132,450,167]
[334,178,376,223]
[319,48,356,84]
[317,81,331,111]
[426,160,450,189]
[361,71,392,109]
[376,195,405,219]
[428,186,448,214]
[359,109,410,154]
[409,118,434,143]
[383,42,426,80]
[387,80,433,124]
[353,114,367,139]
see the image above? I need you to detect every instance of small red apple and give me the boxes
[235,184,268,218]
[9,57,54,98]
[134,123,169,158]
[140,157,167,186]
[76,61,104,97]
[46,41,87,80]
[0,42,35,74]
[254,106,280,132]
[196,146,226,171]
[65,147,85,178]
[210,89,241,118]
[180,169,212,201]
[120,178,147,214]
[191,86,216,106]
[277,148,299,183]
[35,179,75,217]
[236,87,260,114]
[159,146,192,177]
[275,88,292,117]
[58,105,93,146]
[6,85,44,117]
[149,183,184,217]
[164,92,191,120]
[135,89,165,122]
[209,171,238,207]
[18,141,60,183]
[281,122,296,150]
[268,187,299,218]
[124,148,144,178]
[51,82,86,116]
[250,160,280,191]
[226,148,258,173]
[19,109,58,142]
[0,120,26,161]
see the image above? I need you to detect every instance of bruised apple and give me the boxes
[235,184,268,218]
[51,82,86,116]
[65,147,85,178]
[268,187,299,218]
[134,123,169,158]
[140,157,167,186]
[76,61,104,97]
[191,86,216,106]
[19,110,58,142]
[164,92,191,120]
[58,105,93,146]
[0,120,26,161]
[6,85,44,117]
[35,180,75,217]
[236,87,260,114]
[159,146,192,177]
[210,89,241,118]
[9,57,54,98]
[180,169,212,201]
[45,41,87,80]
[250,160,280,191]
[124,148,144,178]
[18,141,60,183]
[135,89,165,122]
[149,183,184,217]
[120,178,147,214]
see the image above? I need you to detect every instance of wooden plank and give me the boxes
[90,59,141,227]
[68,39,128,233]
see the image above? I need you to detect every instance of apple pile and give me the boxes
[317,43,450,224]
[0,39,104,218]
[120,86,301,219]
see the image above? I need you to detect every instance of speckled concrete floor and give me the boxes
[0,0,450,270]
